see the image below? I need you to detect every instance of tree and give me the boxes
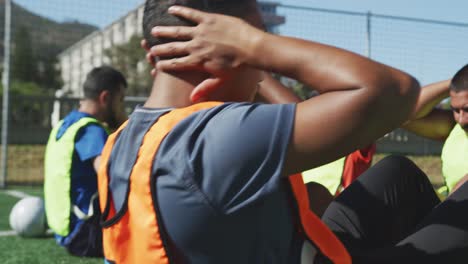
[37,56,63,92]
[12,26,38,83]
[104,35,152,97]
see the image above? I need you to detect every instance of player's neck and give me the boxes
[78,100,101,120]
[144,71,206,109]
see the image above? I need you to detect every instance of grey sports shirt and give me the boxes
[107,102,302,264]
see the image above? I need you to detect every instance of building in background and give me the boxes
[58,1,285,97]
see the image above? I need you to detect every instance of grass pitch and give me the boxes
[0,187,102,264]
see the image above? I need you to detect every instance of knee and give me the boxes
[373,155,427,182]
[378,155,416,169]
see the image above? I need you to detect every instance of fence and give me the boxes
[0,95,144,144]
[0,95,144,185]
[276,5,468,85]
[2,1,466,185]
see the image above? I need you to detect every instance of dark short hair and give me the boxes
[143,0,256,48]
[83,66,127,99]
[450,64,468,92]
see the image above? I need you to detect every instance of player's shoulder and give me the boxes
[82,121,106,133]
[164,102,295,149]
[158,103,255,147]
[187,102,295,123]
[77,122,108,142]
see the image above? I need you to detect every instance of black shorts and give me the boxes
[64,200,103,257]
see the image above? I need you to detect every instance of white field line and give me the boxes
[2,190,31,199]
[0,229,54,237]
[0,230,16,236]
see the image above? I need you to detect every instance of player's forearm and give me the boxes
[402,108,454,140]
[247,33,420,130]
[409,79,450,120]
[401,80,453,140]
[249,33,419,101]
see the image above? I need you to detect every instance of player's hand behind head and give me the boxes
[141,39,157,77]
[150,6,262,73]
[149,6,266,102]
[150,6,264,102]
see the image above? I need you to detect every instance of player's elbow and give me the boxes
[398,74,420,103]
[394,74,421,120]
[365,70,420,126]
[377,70,419,101]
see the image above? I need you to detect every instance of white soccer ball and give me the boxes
[9,196,47,237]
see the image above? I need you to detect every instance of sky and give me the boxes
[282,0,468,24]
[10,0,468,85]
[12,0,468,28]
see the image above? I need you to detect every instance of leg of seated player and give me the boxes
[321,155,440,261]
[363,181,468,264]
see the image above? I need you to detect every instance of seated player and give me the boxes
[404,66,468,196]
[44,66,127,257]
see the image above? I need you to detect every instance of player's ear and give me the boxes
[99,90,110,105]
